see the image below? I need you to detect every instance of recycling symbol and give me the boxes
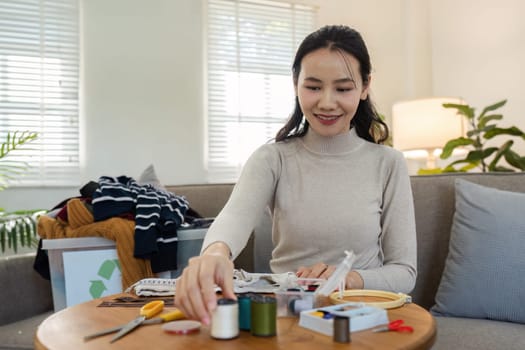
[89,259,121,299]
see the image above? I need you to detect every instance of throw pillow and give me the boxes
[431,179,525,323]
[138,164,166,191]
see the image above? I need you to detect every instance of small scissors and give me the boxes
[372,319,414,333]
[84,300,184,343]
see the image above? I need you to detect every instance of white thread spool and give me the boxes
[211,298,239,340]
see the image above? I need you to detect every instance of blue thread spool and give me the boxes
[238,294,252,331]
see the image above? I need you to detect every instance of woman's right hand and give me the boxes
[174,242,236,325]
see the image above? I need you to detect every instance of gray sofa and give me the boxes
[1,173,524,349]
[0,253,53,350]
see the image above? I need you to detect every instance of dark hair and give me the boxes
[275,25,389,144]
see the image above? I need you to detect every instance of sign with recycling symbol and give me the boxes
[63,249,122,307]
[89,258,121,299]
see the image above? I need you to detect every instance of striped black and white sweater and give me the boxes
[92,176,189,272]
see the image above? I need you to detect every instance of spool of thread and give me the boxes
[238,294,252,331]
[250,295,277,337]
[211,298,239,340]
[288,297,312,315]
[333,315,351,343]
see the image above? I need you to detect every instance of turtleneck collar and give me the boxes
[301,127,364,155]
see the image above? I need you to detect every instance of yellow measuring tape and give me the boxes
[329,289,412,309]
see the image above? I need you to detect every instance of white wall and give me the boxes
[430,0,525,155]
[1,0,524,211]
[2,0,207,210]
[82,0,206,184]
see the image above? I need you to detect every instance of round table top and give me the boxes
[35,293,436,350]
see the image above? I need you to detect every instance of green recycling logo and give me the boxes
[89,259,121,299]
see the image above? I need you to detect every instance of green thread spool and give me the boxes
[250,295,276,337]
[238,295,252,331]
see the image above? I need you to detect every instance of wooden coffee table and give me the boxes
[35,293,436,350]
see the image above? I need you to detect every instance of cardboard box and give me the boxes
[42,228,207,311]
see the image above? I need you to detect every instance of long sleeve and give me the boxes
[201,145,279,259]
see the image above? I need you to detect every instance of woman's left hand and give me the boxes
[296,264,365,290]
[296,262,335,280]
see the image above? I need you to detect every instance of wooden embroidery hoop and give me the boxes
[329,289,412,309]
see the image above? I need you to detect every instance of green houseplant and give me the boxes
[430,99,525,173]
[0,131,45,253]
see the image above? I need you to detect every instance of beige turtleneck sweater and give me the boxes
[202,128,417,293]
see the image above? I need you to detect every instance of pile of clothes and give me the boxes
[36,175,194,290]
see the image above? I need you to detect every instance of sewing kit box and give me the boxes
[299,302,389,335]
[42,228,207,311]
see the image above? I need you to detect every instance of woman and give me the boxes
[175,25,417,325]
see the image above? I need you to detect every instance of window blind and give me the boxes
[206,0,316,182]
[0,0,80,187]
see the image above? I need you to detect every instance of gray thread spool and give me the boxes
[211,298,239,340]
[333,315,351,343]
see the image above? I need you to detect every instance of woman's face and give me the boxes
[295,47,369,137]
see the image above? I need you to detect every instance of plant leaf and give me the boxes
[466,129,481,138]
[0,210,45,253]
[442,103,475,119]
[417,168,444,175]
[0,225,5,252]
[470,147,499,160]
[419,99,525,173]
[442,161,478,172]
[479,124,496,133]
[478,99,506,119]
[10,225,17,252]
[488,141,513,170]
[484,126,525,139]
[0,130,38,192]
[478,114,503,129]
[504,149,525,170]
[444,158,479,167]
[440,137,475,159]
[490,166,515,172]
[446,149,497,172]
[458,163,479,172]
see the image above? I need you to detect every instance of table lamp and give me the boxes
[391,97,466,169]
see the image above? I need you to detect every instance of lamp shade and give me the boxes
[392,97,465,151]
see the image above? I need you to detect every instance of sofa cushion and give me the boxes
[138,164,165,191]
[0,253,53,325]
[0,311,53,350]
[431,179,525,323]
[433,316,525,350]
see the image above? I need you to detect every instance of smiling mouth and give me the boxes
[315,114,341,121]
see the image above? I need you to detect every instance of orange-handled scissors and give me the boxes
[372,319,414,333]
[84,300,184,342]
[110,300,167,343]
